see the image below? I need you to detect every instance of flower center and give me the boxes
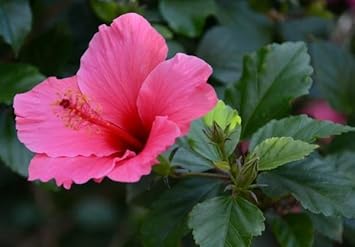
[55,96,143,151]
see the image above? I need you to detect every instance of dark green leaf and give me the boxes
[227,42,313,138]
[344,219,355,246]
[0,63,44,104]
[141,178,223,247]
[159,0,215,37]
[310,41,355,114]
[0,0,32,54]
[179,119,219,162]
[197,0,272,85]
[197,25,269,85]
[258,156,355,217]
[172,146,213,173]
[19,25,73,75]
[280,17,333,42]
[215,0,272,44]
[189,196,265,247]
[313,234,334,247]
[90,0,141,23]
[249,115,354,150]
[306,212,343,241]
[167,40,185,58]
[0,108,32,176]
[268,213,314,247]
[252,137,317,171]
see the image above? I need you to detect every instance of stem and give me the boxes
[171,172,230,180]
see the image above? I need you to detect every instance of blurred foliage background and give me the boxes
[1,0,355,246]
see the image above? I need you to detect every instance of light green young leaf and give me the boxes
[0,63,44,104]
[252,137,318,171]
[159,0,215,37]
[268,213,314,247]
[203,100,241,133]
[0,0,32,55]
[258,155,355,218]
[226,42,313,138]
[250,115,354,150]
[189,196,265,247]
[140,178,223,247]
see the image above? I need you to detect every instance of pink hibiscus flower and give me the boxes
[299,99,347,124]
[14,13,217,189]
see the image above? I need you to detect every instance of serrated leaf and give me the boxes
[268,213,314,247]
[189,196,265,247]
[226,42,313,138]
[159,0,215,37]
[250,115,354,150]
[306,212,343,241]
[140,178,223,247]
[0,0,32,54]
[258,156,355,217]
[310,41,355,114]
[252,137,318,171]
[0,108,32,176]
[0,63,44,104]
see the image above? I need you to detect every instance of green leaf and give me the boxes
[19,25,73,75]
[325,151,355,180]
[179,119,219,162]
[153,24,173,39]
[249,115,354,150]
[215,0,272,44]
[189,196,265,247]
[344,219,355,246]
[252,137,318,171]
[268,213,314,247]
[0,108,32,176]
[159,0,215,37]
[306,212,343,241]
[0,0,32,54]
[0,63,44,104]
[227,42,313,138]
[310,41,355,114]
[140,178,223,247]
[197,0,272,85]
[280,17,333,42]
[90,0,140,23]
[172,146,213,172]
[258,156,355,218]
[167,40,185,58]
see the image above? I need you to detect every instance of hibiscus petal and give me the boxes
[137,53,218,134]
[28,154,119,189]
[77,13,168,137]
[108,116,180,182]
[14,76,123,157]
